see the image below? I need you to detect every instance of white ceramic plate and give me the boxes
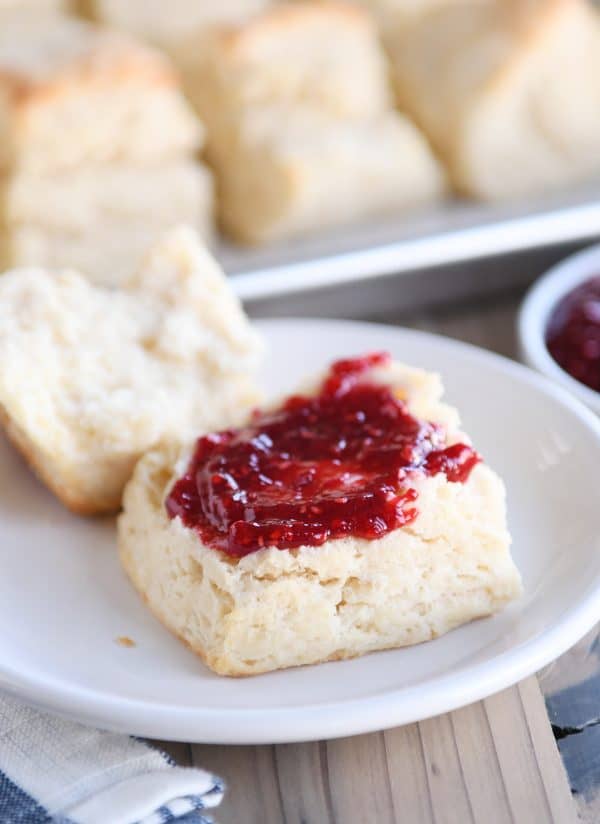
[1,319,599,744]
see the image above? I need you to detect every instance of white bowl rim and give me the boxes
[519,242,600,412]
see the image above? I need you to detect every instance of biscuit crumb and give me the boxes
[116,635,136,648]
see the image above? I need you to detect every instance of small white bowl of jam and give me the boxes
[519,244,600,415]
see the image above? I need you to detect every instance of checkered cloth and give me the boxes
[0,694,224,823]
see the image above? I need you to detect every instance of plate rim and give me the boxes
[1,317,600,744]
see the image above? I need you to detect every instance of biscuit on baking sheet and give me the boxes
[0,14,213,282]
[82,0,272,54]
[118,360,522,676]
[0,14,201,175]
[179,1,443,244]
[0,162,213,286]
[387,0,600,198]
[0,228,262,515]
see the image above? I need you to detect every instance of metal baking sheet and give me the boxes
[219,180,600,307]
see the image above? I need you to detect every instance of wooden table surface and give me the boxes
[154,292,600,824]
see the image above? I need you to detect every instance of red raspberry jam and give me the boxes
[546,276,600,393]
[166,353,481,558]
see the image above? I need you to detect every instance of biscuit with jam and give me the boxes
[118,353,522,676]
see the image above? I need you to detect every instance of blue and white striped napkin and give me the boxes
[0,694,224,824]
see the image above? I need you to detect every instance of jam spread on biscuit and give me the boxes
[546,276,600,393]
[166,353,480,557]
